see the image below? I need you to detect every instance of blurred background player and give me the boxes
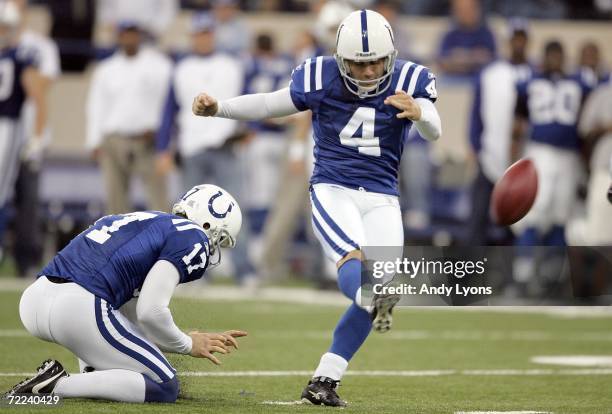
[513,40,591,248]
[512,40,593,287]
[241,33,293,264]
[567,80,612,245]
[156,13,255,285]
[192,9,441,406]
[437,0,496,78]
[466,19,532,245]
[11,0,60,277]
[11,184,247,402]
[0,1,46,265]
[86,21,171,215]
[576,41,610,88]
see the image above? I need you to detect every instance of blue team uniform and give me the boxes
[0,47,35,208]
[244,54,293,133]
[0,47,33,120]
[39,212,210,309]
[289,56,437,196]
[516,72,591,149]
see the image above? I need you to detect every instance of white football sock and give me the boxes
[313,352,348,381]
[54,369,146,402]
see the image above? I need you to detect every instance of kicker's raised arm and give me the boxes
[192,87,301,121]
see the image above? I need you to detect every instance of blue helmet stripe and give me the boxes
[360,9,369,53]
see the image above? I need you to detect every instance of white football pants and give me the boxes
[19,277,176,383]
[309,183,404,267]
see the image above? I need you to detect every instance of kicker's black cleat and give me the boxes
[300,376,347,407]
[6,360,68,397]
[371,293,401,333]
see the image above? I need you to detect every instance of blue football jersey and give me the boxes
[517,72,591,149]
[0,47,33,119]
[39,212,210,308]
[243,54,293,133]
[289,56,437,196]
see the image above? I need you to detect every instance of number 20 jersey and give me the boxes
[39,212,210,308]
[289,56,437,196]
[516,72,591,149]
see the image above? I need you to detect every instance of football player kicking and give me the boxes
[7,184,247,403]
[192,10,441,407]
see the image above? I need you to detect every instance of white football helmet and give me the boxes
[172,184,242,264]
[334,9,397,98]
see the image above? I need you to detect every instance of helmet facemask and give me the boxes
[334,50,397,98]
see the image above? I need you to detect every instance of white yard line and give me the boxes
[5,328,612,343]
[455,412,553,414]
[531,356,612,367]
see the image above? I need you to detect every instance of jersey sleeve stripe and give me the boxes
[315,56,323,91]
[304,58,312,93]
[407,65,425,96]
[395,61,413,92]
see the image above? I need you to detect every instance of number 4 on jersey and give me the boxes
[339,107,381,157]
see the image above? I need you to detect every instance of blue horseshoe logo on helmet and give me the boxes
[208,191,234,218]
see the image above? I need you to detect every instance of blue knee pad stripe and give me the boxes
[311,189,359,250]
[312,216,349,257]
[143,374,179,403]
[94,297,173,382]
[105,302,176,375]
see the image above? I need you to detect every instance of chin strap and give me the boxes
[207,228,234,268]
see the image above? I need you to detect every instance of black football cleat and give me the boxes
[6,359,68,397]
[300,376,347,407]
[371,293,401,333]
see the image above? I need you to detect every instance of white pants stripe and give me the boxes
[309,183,404,266]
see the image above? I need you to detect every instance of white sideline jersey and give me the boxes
[171,53,243,156]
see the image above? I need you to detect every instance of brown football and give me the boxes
[490,158,538,226]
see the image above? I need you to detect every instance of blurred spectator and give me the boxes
[256,31,317,281]
[155,13,255,284]
[513,41,592,249]
[86,22,171,214]
[374,0,411,59]
[212,0,251,56]
[97,0,179,39]
[466,19,532,245]
[11,0,60,277]
[437,0,496,78]
[47,0,95,72]
[242,33,293,242]
[485,0,567,19]
[577,42,610,88]
[567,82,612,245]
[0,2,47,265]
[399,129,432,231]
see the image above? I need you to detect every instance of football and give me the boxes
[490,158,538,226]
